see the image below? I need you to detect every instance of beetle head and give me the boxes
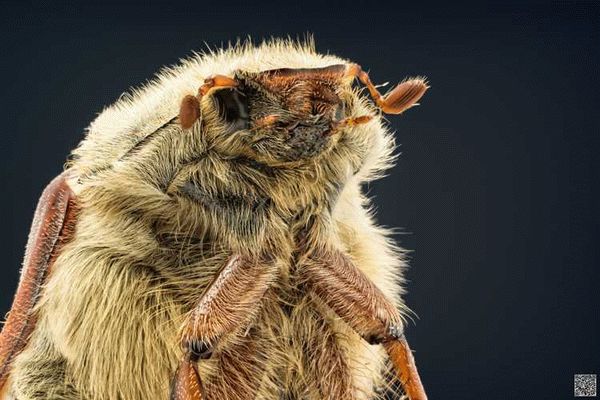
[180,63,428,166]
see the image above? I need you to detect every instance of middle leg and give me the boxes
[170,254,277,400]
[203,326,267,400]
[298,248,427,400]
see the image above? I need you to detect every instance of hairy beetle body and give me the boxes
[1,39,427,400]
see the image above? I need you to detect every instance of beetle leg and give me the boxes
[299,249,428,400]
[170,254,276,400]
[203,327,267,400]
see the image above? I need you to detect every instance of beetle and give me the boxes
[0,39,428,400]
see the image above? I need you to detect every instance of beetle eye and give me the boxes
[212,88,249,132]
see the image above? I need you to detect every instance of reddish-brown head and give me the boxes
[179,63,428,163]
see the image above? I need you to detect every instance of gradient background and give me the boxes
[1,1,599,399]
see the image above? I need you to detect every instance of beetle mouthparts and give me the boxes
[328,115,374,134]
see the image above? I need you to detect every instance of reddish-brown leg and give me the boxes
[299,249,428,400]
[203,328,266,400]
[170,254,276,400]
[306,314,358,399]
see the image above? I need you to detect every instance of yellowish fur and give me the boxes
[7,38,409,399]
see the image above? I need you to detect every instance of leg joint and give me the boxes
[364,324,405,345]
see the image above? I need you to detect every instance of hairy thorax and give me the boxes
[31,162,382,400]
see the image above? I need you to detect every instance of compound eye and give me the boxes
[212,88,249,132]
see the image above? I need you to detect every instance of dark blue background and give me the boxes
[1,1,598,399]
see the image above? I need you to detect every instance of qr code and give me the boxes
[575,374,597,397]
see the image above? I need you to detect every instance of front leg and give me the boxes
[299,248,428,400]
[170,254,276,400]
